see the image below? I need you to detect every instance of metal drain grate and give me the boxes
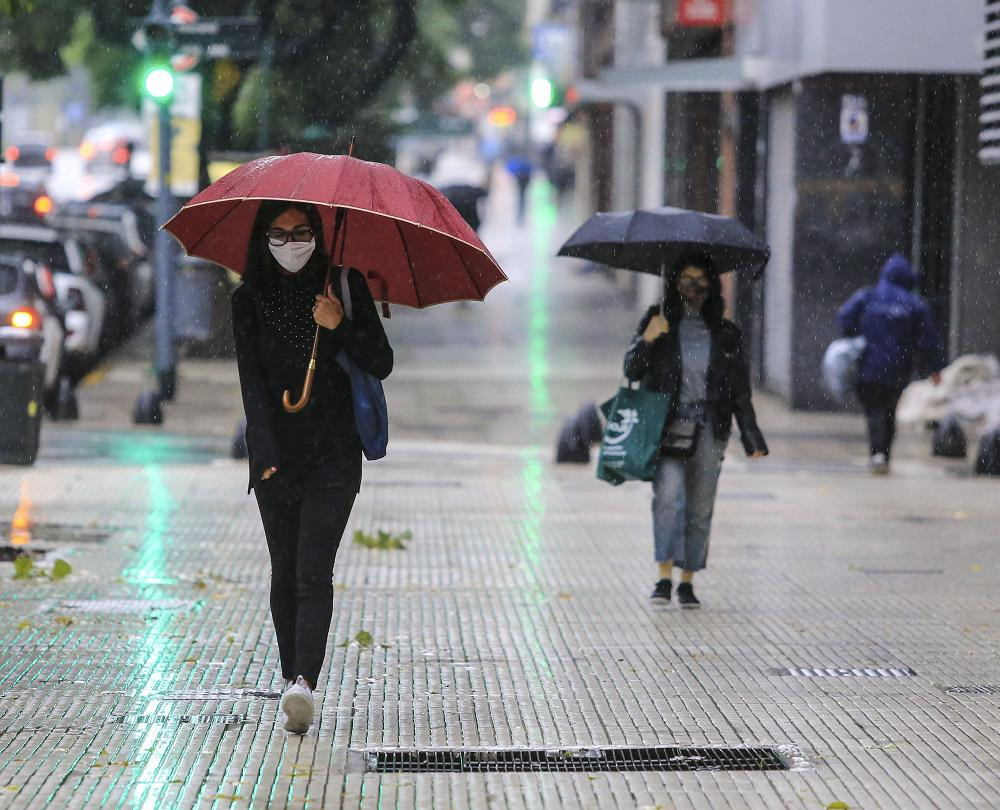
[52,598,196,614]
[0,545,47,562]
[158,690,281,700]
[774,667,916,677]
[942,685,1000,695]
[1,523,114,546]
[857,568,943,575]
[107,713,249,725]
[357,746,788,773]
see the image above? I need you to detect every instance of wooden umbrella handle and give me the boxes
[282,141,353,416]
[282,357,316,413]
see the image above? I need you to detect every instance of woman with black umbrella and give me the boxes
[624,253,767,608]
[231,200,393,734]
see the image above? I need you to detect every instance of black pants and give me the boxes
[254,484,355,688]
[856,382,906,459]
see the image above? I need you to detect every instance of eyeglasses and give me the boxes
[266,226,314,246]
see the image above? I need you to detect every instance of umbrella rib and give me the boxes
[392,218,422,309]
[181,199,247,257]
[446,235,482,299]
[416,180,486,298]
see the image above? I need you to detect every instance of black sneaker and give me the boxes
[650,579,672,603]
[676,582,701,609]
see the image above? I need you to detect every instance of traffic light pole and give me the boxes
[133,0,178,424]
[154,100,177,401]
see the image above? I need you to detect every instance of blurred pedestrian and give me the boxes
[440,184,488,234]
[838,253,945,475]
[505,154,534,224]
[625,253,768,608]
[231,201,393,734]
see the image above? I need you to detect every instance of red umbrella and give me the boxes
[163,152,506,309]
[164,152,507,412]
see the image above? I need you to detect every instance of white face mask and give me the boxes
[269,238,316,273]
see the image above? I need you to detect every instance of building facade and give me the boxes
[573,0,1000,409]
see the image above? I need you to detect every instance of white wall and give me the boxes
[763,90,796,396]
[735,0,983,86]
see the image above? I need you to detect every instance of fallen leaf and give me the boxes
[16,620,31,631]
[353,529,412,550]
[51,559,72,581]
[13,557,34,580]
[826,803,850,810]
[54,615,75,627]
[183,657,197,664]
[193,579,208,590]
[355,631,373,648]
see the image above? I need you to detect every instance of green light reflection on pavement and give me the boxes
[125,465,180,810]
[517,450,554,681]
[528,179,557,429]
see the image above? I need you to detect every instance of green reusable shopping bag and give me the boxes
[596,382,671,485]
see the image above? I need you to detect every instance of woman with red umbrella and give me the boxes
[165,151,506,734]
[231,200,393,734]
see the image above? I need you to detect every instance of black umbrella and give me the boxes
[557,206,770,278]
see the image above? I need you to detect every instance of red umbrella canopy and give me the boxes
[163,152,507,308]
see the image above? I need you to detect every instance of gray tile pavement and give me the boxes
[1,177,997,808]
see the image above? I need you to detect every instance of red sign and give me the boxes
[677,0,727,28]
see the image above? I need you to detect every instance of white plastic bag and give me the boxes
[821,337,866,404]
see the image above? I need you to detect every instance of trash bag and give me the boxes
[821,337,866,404]
[975,426,1000,477]
[555,403,603,464]
[932,413,967,458]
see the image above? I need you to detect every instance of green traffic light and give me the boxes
[144,67,174,100]
[531,77,554,109]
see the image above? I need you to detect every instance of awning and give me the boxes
[588,57,756,94]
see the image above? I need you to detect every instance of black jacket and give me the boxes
[623,305,768,456]
[232,266,393,495]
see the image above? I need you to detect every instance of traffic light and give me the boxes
[143,65,175,100]
[531,77,554,109]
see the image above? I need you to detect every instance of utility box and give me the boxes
[176,257,234,357]
[0,360,45,465]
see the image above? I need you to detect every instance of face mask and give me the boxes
[269,238,316,273]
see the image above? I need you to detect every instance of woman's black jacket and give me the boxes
[623,305,768,456]
[231,266,393,494]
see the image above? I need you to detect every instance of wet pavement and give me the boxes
[2,176,999,808]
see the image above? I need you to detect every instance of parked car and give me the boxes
[4,139,56,186]
[0,252,64,394]
[49,201,155,337]
[0,170,54,224]
[78,120,145,177]
[0,223,106,374]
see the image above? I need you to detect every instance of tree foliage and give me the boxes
[0,0,528,152]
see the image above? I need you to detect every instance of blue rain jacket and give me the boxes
[837,254,946,388]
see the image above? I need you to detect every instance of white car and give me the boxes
[0,223,106,361]
[0,253,65,393]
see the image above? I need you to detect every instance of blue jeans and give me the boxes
[651,432,727,572]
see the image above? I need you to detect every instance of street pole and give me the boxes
[133,0,178,424]
[154,100,177,400]
[258,35,273,151]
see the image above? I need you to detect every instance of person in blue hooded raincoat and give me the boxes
[837,253,946,474]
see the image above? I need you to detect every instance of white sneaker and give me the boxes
[869,453,889,476]
[281,676,314,734]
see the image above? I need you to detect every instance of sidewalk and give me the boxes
[2,178,998,809]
